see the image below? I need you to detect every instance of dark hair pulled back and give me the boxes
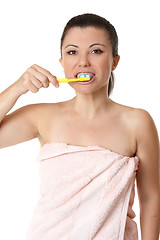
[60,13,119,96]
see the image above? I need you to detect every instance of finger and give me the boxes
[30,68,49,87]
[30,75,43,89]
[31,64,59,86]
[28,80,39,93]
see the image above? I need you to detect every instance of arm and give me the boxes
[0,64,59,148]
[135,109,160,240]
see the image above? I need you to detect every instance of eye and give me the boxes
[67,50,77,55]
[92,49,103,54]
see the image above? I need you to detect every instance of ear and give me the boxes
[112,55,120,71]
[59,58,63,68]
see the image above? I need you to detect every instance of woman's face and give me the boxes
[60,26,119,94]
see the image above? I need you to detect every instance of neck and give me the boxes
[71,88,112,120]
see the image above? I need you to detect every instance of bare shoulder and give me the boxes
[9,102,60,128]
[123,106,158,137]
[19,102,59,116]
[23,102,58,111]
[111,100,159,149]
[0,102,62,148]
[114,101,155,131]
[132,108,159,152]
[119,104,159,157]
[121,107,160,204]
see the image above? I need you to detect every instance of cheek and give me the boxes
[95,54,112,69]
[99,60,112,75]
[63,57,75,70]
[62,60,70,72]
[97,59,112,83]
[62,60,74,78]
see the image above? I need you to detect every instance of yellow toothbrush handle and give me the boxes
[57,77,90,83]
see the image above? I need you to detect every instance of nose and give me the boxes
[78,53,90,67]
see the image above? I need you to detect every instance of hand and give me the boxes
[16,64,59,94]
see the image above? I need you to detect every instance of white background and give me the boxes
[0,0,159,239]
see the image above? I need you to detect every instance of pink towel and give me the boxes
[27,142,139,240]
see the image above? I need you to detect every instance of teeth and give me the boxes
[77,73,94,79]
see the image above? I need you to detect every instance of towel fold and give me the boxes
[27,142,139,240]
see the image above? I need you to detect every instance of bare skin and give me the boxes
[0,27,159,239]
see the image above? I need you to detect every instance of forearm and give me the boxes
[140,200,160,240]
[0,81,24,123]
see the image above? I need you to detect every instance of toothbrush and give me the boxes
[57,77,90,83]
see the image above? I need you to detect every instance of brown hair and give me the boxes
[60,13,119,96]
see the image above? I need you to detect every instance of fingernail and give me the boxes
[55,83,59,88]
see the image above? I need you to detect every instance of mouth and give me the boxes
[75,72,95,84]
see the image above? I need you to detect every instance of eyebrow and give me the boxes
[64,44,78,49]
[64,43,106,49]
[89,43,106,48]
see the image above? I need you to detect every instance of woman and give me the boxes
[0,13,159,240]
